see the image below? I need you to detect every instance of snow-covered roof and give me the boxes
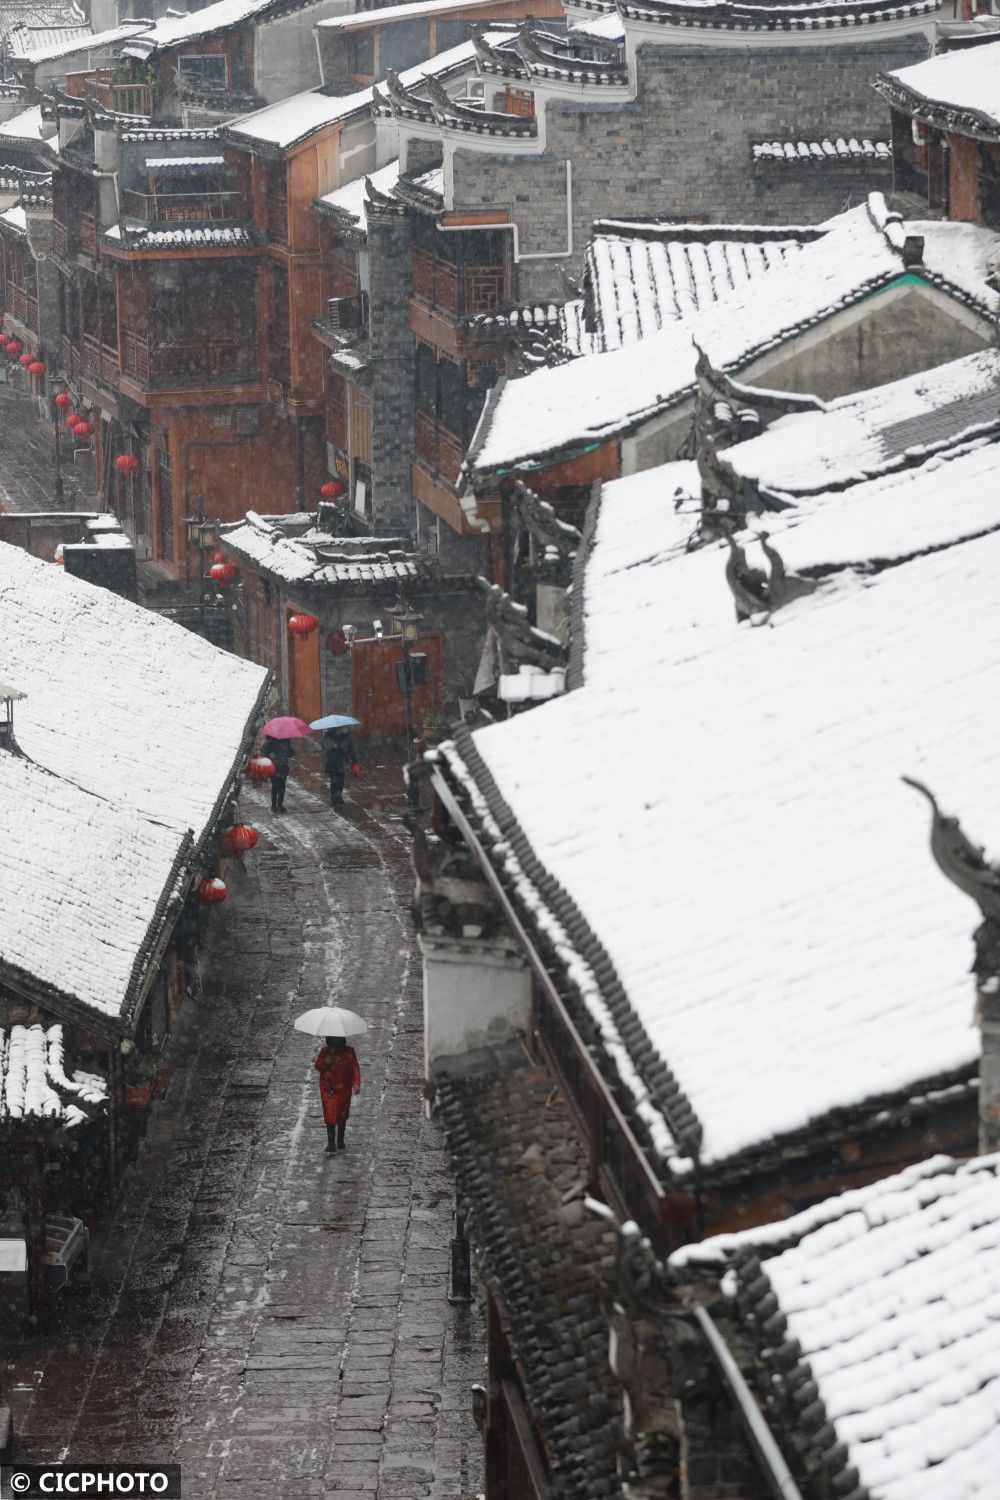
[0,750,190,1024]
[0,541,268,849]
[316,0,519,29]
[105,222,259,248]
[0,542,268,1025]
[673,1153,1000,1500]
[6,20,90,57]
[442,438,1000,1176]
[225,39,478,150]
[145,154,227,171]
[584,222,813,353]
[0,1023,107,1126]
[221,512,423,585]
[878,38,1000,137]
[721,348,1000,499]
[0,102,57,148]
[0,204,27,234]
[23,17,151,63]
[752,136,891,163]
[469,196,1000,477]
[315,157,399,225]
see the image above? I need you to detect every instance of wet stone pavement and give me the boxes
[6,760,486,1500]
[0,382,99,514]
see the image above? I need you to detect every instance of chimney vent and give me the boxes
[0,680,26,755]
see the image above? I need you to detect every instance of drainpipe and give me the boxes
[693,1306,803,1500]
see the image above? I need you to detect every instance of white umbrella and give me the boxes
[294,1006,368,1038]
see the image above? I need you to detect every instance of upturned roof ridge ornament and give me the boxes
[722,532,818,624]
[514,483,581,561]
[479,579,566,671]
[903,777,1000,980]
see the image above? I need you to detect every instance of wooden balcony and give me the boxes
[121,189,246,224]
[411,249,507,322]
[415,409,463,488]
[82,332,119,390]
[121,327,258,389]
[7,284,38,330]
[85,74,153,116]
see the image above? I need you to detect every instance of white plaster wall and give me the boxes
[423,942,531,1075]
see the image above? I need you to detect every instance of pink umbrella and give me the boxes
[262,715,314,739]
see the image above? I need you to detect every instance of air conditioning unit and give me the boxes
[326,293,367,332]
[912,119,929,146]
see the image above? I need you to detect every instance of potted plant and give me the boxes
[421,707,450,745]
[445,675,477,721]
[125,1054,159,1108]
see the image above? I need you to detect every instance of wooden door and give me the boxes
[350,633,444,739]
[287,611,321,724]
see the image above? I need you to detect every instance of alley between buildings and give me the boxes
[6,759,485,1500]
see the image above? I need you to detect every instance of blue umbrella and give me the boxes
[310,714,362,730]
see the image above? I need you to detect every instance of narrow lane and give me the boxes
[7,763,484,1500]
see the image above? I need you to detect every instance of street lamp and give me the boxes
[184,498,221,633]
[389,600,424,809]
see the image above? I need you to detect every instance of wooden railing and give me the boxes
[85,75,153,116]
[411,249,506,319]
[121,189,245,224]
[61,335,81,381]
[82,333,119,389]
[415,408,463,487]
[7,285,38,329]
[121,327,258,388]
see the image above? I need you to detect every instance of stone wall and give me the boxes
[450,31,932,300]
[368,207,418,534]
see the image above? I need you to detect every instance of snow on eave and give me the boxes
[223,38,477,151]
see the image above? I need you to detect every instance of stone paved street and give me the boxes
[0,380,99,513]
[6,757,485,1500]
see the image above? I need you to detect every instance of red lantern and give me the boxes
[320,480,344,499]
[0,336,10,349]
[28,360,45,376]
[327,629,349,655]
[222,823,259,854]
[245,756,276,785]
[74,420,95,438]
[212,549,227,564]
[196,876,228,905]
[287,612,319,635]
[18,353,32,367]
[7,341,20,355]
[209,560,237,585]
[54,392,72,410]
[115,454,139,474]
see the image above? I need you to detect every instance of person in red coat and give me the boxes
[315,1035,361,1152]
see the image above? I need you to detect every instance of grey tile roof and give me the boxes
[435,1044,621,1498]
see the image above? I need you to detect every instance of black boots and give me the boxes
[326,1125,337,1153]
[337,1124,346,1150]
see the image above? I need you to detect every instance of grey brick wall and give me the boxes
[368,207,418,534]
[451,32,931,300]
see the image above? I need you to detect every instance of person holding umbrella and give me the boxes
[260,715,313,815]
[315,1036,361,1152]
[310,714,362,809]
[294,1005,368,1153]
